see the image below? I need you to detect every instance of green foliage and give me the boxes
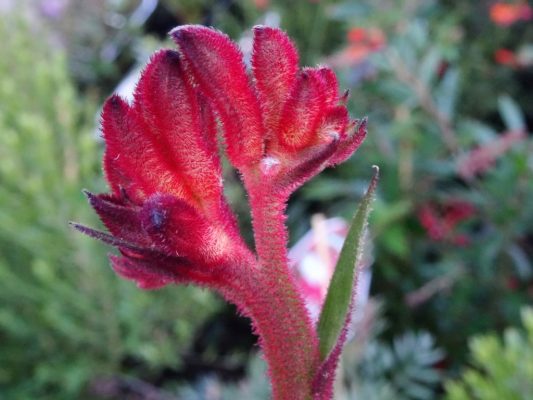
[0,17,218,399]
[336,302,445,400]
[445,307,533,400]
[295,0,533,370]
[177,355,271,400]
[317,166,378,359]
[351,332,444,400]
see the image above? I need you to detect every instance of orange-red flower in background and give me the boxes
[494,48,518,66]
[253,0,269,10]
[490,2,533,26]
[327,27,386,68]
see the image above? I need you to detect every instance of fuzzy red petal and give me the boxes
[171,25,264,169]
[275,140,340,196]
[132,50,222,208]
[109,254,175,289]
[84,191,150,247]
[252,26,299,136]
[317,67,339,107]
[101,96,137,198]
[101,95,190,202]
[139,193,230,265]
[328,118,367,166]
[317,106,350,143]
[197,93,221,170]
[277,70,327,150]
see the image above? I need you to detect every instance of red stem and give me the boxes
[240,178,319,400]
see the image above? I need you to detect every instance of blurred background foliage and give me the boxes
[0,0,531,398]
[445,306,533,400]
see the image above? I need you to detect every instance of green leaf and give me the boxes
[435,68,460,119]
[419,48,441,86]
[328,3,371,20]
[498,95,526,131]
[316,166,379,360]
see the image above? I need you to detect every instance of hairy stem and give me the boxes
[242,179,319,399]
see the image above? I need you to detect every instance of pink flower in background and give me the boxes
[457,130,526,179]
[289,216,373,323]
[39,0,67,19]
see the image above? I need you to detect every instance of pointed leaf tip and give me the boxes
[316,166,379,360]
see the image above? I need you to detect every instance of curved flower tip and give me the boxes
[250,29,365,194]
[328,117,368,167]
[75,190,244,290]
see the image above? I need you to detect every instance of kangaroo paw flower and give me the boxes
[76,25,372,400]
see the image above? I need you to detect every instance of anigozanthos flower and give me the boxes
[75,25,370,400]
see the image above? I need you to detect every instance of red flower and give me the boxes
[418,201,475,246]
[490,2,533,26]
[75,25,367,400]
[494,48,518,66]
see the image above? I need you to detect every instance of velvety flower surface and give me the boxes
[76,25,366,400]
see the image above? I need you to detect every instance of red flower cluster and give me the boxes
[418,201,475,246]
[75,25,366,400]
[490,2,533,26]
